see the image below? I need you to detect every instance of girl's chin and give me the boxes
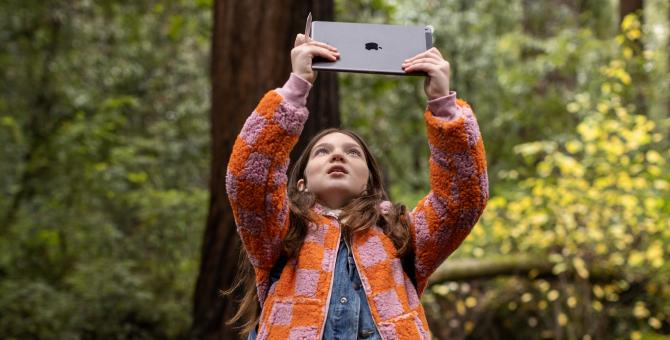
[320,186,358,195]
[314,188,360,203]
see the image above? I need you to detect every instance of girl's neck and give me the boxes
[314,201,342,216]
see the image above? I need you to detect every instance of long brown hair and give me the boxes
[224,128,411,335]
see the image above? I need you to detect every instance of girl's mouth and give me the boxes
[327,165,348,175]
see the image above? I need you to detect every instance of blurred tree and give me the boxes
[619,0,648,116]
[1,1,212,338]
[190,0,338,339]
[620,0,644,23]
[1,5,64,233]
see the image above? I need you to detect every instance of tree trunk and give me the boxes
[619,0,648,115]
[2,16,62,233]
[619,0,643,23]
[190,1,338,339]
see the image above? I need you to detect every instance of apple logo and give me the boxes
[365,42,382,50]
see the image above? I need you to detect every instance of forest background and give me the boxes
[1,0,669,339]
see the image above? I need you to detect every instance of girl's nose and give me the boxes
[330,151,345,162]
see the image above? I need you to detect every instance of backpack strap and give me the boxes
[401,250,418,289]
[268,254,288,286]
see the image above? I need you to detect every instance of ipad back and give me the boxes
[311,21,432,75]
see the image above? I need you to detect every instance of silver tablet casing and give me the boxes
[310,21,433,76]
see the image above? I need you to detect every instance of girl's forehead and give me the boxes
[313,132,362,148]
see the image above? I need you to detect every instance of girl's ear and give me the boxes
[297,179,307,192]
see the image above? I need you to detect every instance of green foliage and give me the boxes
[1,0,668,338]
[0,0,210,337]
[425,12,670,340]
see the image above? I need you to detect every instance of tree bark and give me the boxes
[190,1,338,339]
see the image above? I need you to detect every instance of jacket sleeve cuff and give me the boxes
[427,91,462,121]
[275,73,312,107]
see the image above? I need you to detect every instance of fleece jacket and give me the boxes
[226,73,489,339]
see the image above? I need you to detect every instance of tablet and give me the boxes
[310,21,433,76]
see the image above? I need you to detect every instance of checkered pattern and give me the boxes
[226,75,488,340]
[409,101,489,296]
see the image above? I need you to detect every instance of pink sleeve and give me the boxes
[275,73,312,107]
[426,91,462,121]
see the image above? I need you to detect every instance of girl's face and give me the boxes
[299,132,370,209]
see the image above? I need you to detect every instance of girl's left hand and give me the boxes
[401,47,451,100]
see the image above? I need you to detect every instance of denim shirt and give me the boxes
[248,234,380,340]
[321,234,380,339]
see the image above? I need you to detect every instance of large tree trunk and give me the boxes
[190,1,338,339]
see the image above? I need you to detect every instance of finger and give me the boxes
[404,49,435,63]
[401,58,440,70]
[402,57,441,66]
[306,40,338,51]
[429,47,443,58]
[307,46,340,60]
[295,33,308,47]
[403,61,441,73]
[405,47,442,63]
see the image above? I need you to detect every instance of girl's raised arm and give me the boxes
[225,34,338,302]
[403,48,489,295]
[226,73,310,270]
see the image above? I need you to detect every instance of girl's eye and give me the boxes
[314,148,328,156]
[348,149,362,157]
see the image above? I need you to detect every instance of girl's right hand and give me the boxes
[291,33,339,84]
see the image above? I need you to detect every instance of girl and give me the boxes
[226,33,488,339]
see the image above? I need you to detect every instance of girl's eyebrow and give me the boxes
[312,142,362,151]
[342,142,362,150]
[313,142,333,150]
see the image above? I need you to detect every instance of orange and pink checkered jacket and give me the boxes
[226,74,488,339]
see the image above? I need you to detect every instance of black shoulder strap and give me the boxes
[401,250,418,289]
[269,254,288,285]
